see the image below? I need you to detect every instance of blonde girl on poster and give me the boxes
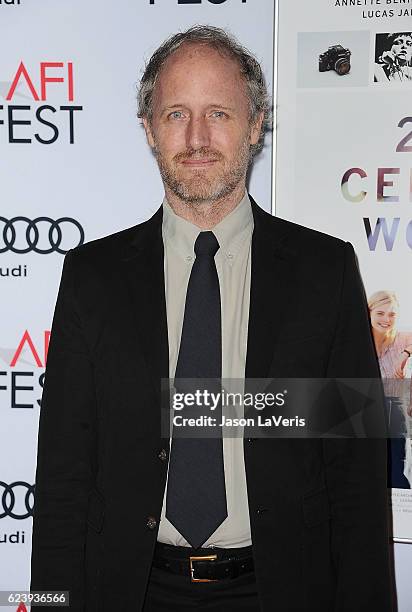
[368,290,412,489]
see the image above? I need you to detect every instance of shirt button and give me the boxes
[227,253,234,260]
[158,448,168,462]
[186,255,193,262]
[146,516,157,530]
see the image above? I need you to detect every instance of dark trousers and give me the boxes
[386,396,410,489]
[143,563,261,611]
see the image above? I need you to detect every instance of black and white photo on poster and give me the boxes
[374,32,412,84]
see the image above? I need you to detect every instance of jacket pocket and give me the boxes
[87,488,105,533]
[302,487,330,527]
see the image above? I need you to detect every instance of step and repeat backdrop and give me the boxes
[3,0,412,609]
[0,1,274,610]
[275,0,412,608]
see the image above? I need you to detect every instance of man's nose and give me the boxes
[186,116,211,150]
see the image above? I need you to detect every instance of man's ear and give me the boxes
[250,111,264,146]
[143,117,156,149]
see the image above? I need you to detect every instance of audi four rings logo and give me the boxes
[0,217,85,254]
[0,481,34,520]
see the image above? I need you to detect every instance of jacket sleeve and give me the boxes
[324,242,393,612]
[30,250,97,612]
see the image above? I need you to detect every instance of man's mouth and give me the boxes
[174,148,223,167]
[180,158,219,166]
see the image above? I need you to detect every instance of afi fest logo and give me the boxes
[0,1,21,4]
[0,330,49,409]
[0,61,82,143]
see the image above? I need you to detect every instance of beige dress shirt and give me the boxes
[158,192,253,548]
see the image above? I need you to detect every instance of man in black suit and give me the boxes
[31,26,392,611]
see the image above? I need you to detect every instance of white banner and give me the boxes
[0,1,275,609]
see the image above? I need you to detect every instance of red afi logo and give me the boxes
[6,62,74,101]
[10,330,51,367]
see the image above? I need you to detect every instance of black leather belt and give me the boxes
[153,542,254,582]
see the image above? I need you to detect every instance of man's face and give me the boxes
[143,43,263,204]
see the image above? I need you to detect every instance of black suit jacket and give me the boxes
[30,198,392,611]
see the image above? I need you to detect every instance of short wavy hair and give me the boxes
[386,32,412,48]
[137,25,272,157]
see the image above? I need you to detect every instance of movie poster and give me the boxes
[275,1,412,541]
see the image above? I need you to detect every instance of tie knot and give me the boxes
[194,231,220,257]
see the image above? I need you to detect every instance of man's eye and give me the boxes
[211,111,227,119]
[169,111,184,119]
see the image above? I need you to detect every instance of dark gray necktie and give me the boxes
[166,231,228,549]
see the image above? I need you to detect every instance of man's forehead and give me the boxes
[150,41,249,114]
[160,41,241,77]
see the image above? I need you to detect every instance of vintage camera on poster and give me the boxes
[319,44,351,76]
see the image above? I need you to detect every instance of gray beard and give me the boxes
[154,139,251,205]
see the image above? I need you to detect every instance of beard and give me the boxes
[153,134,252,205]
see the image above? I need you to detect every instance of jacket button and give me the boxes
[146,516,157,530]
[158,448,168,462]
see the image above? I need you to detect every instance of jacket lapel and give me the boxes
[246,198,298,379]
[121,206,169,398]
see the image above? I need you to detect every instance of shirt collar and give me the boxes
[162,192,254,262]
